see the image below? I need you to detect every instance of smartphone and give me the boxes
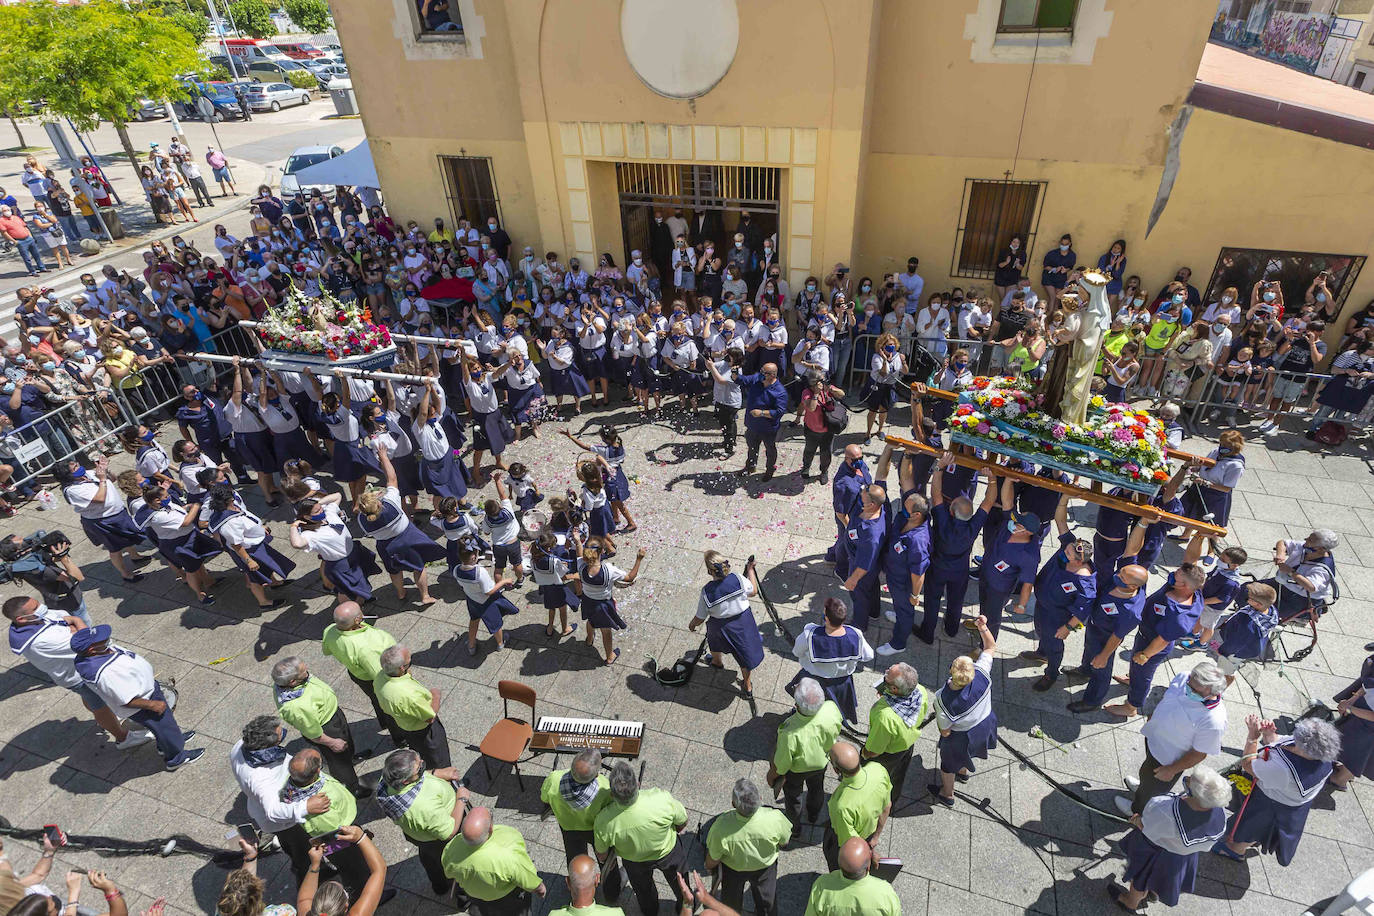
[44,825,67,848]
[223,824,257,843]
[311,828,342,846]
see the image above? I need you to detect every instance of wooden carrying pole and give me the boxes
[187,352,433,386]
[881,434,1228,538]
[917,385,1214,467]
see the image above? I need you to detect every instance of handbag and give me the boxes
[820,389,848,432]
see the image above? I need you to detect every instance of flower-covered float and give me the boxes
[254,287,396,372]
[947,375,1171,496]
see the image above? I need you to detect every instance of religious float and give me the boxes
[252,287,397,372]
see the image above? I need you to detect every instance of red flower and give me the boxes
[956,404,974,417]
[990,396,1006,408]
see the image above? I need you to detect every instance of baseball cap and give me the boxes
[1011,511,1041,533]
[70,623,112,654]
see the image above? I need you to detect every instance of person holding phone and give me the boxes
[296,825,390,916]
[286,749,375,901]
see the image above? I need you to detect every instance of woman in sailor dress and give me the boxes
[116,470,161,557]
[411,379,468,511]
[576,458,618,555]
[310,370,383,501]
[630,315,663,414]
[609,321,638,392]
[461,357,510,489]
[929,615,999,807]
[540,327,590,414]
[272,367,319,449]
[171,439,223,502]
[661,321,703,411]
[739,308,765,374]
[863,333,906,441]
[225,358,284,505]
[576,303,611,406]
[789,328,830,400]
[560,426,637,532]
[206,483,295,609]
[260,369,326,470]
[1180,431,1246,532]
[529,531,580,638]
[127,425,180,494]
[1213,716,1341,866]
[175,384,245,481]
[431,495,487,579]
[54,459,149,582]
[289,494,381,604]
[1112,767,1231,911]
[142,484,222,605]
[1331,670,1374,791]
[503,351,545,441]
[360,388,422,511]
[354,449,447,606]
[577,543,647,666]
[757,309,791,379]
[786,596,874,725]
[453,541,519,655]
[689,552,765,698]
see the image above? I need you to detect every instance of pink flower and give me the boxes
[976,422,991,435]
[1051,424,1067,440]
[1112,428,1134,444]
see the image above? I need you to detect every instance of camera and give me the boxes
[0,529,69,584]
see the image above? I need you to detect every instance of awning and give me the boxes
[290,139,380,189]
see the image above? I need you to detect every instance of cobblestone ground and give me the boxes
[2,401,1373,915]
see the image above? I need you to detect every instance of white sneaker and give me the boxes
[1124,775,1140,791]
[883,610,897,623]
[875,642,903,656]
[116,730,154,750]
[1114,795,1134,817]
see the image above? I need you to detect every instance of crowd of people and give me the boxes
[3,197,1373,916]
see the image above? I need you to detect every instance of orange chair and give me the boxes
[479,680,536,790]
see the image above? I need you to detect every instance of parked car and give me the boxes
[208,54,253,80]
[304,55,345,72]
[131,99,166,121]
[279,144,345,197]
[171,80,245,121]
[247,82,313,112]
[314,65,350,89]
[246,57,311,83]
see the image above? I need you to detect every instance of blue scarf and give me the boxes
[243,745,288,769]
[375,775,426,819]
[559,771,601,809]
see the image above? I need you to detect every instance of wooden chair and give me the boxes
[479,680,536,790]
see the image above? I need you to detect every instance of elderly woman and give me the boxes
[1213,716,1341,865]
[296,825,388,916]
[929,614,997,807]
[1110,766,1231,912]
[1265,529,1338,622]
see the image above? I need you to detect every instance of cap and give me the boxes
[1012,511,1041,533]
[70,623,112,654]
[130,326,148,339]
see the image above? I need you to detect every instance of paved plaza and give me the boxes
[2,405,1374,915]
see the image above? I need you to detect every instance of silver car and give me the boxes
[246,82,313,112]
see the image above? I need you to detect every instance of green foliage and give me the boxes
[167,8,211,44]
[285,70,317,90]
[283,0,331,34]
[225,0,276,38]
[204,62,233,82]
[0,0,203,132]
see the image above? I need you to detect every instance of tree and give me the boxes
[225,0,276,38]
[167,8,211,43]
[283,0,331,34]
[0,0,203,176]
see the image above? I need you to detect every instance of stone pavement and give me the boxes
[2,402,1373,916]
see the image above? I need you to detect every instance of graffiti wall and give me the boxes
[1257,10,1334,74]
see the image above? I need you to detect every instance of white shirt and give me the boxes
[793,623,873,680]
[1276,540,1335,603]
[578,561,625,600]
[1139,673,1227,766]
[9,606,82,688]
[64,478,126,519]
[959,305,991,339]
[1251,738,1330,806]
[213,510,267,548]
[711,359,742,408]
[224,399,268,434]
[695,576,755,621]
[457,563,497,603]
[663,339,699,370]
[135,442,172,480]
[82,645,157,719]
[230,740,308,833]
[935,652,995,732]
[412,418,451,461]
[531,550,574,586]
[147,504,196,541]
[178,455,217,495]
[361,487,409,541]
[915,308,950,341]
[262,399,301,434]
[870,352,905,384]
[479,499,520,546]
[1140,794,1226,855]
[578,316,607,350]
[465,376,500,414]
[302,505,354,562]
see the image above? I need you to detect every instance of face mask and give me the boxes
[766,318,779,327]
[41,361,55,371]
[1059,243,1070,252]
[1007,520,1018,533]
[1010,242,1019,251]
[671,334,686,344]
[633,257,643,266]
[1221,295,1233,305]
[861,284,871,293]
[140,429,156,443]
[488,223,497,231]
[71,464,86,478]
[1131,297,1144,307]
[1316,293,1327,302]
[953,361,968,371]
[884,345,896,354]
[806,284,817,293]
[0,383,12,394]
[722,330,733,339]
[1263,291,1276,302]
[1183,686,1211,704]
[159,496,173,508]
[309,510,326,522]
[734,241,743,249]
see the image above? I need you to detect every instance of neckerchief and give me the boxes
[884,685,926,727]
[375,774,426,819]
[243,745,288,769]
[559,771,601,809]
[280,775,325,804]
[275,676,309,705]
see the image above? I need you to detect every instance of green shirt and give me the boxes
[803,871,902,916]
[863,686,928,757]
[827,763,891,845]
[705,808,792,872]
[540,770,611,833]
[593,788,687,863]
[275,675,339,740]
[773,701,843,775]
[441,825,541,901]
[389,774,458,843]
[301,774,357,838]
[375,671,435,732]
[321,623,397,681]
[547,906,625,916]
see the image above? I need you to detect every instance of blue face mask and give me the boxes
[953,361,968,371]
[1007,520,1018,533]
[1,383,13,395]
[1183,685,1213,704]
[309,510,327,522]
[1172,293,1185,305]
[671,335,686,344]
[159,497,173,508]
[766,318,779,327]
[884,345,897,354]
[1263,291,1276,302]
[141,429,156,442]
[72,465,87,479]
[1112,574,1130,591]
[41,361,56,371]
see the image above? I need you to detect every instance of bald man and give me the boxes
[838,484,890,631]
[441,806,545,915]
[547,855,624,914]
[821,742,890,873]
[738,361,789,478]
[1064,563,1150,713]
[803,837,901,916]
[287,748,368,898]
[321,601,403,744]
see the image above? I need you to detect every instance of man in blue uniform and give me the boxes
[919,452,990,643]
[839,484,889,632]
[1019,494,1096,691]
[826,444,871,565]
[978,477,1040,637]
[1064,563,1149,713]
[877,483,930,657]
[739,362,789,480]
[1107,561,1206,719]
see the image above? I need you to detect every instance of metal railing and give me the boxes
[3,397,128,489]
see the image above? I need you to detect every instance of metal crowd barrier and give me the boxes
[2,398,128,489]
[110,324,260,428]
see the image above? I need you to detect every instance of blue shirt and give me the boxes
[1137,584,1204,645]
[1086,587,1146,640]
[1094,492,1133,541]
[980,525,1040,594]
[1041,248,1075,287]
[740,373,789,433]
[1033,533,1097,623]
[930,505,985,575]
[844,510,887,578]
[1201,565,1243,610]
[884,513,931,591]
[940,464,979,503]
[832,460,872,517]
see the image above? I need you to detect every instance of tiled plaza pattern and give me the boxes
[3,407,1374,915]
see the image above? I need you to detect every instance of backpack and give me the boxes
[1314,421,1347,446]
[819,389,848,432]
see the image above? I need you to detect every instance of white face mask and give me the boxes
[1221,295,1233,304]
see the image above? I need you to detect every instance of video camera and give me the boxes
[0,529,71,584]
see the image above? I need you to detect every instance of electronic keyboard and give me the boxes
[531,716,644,757]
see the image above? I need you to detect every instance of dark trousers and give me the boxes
[350,671,405,745]
[719,862,779,916]
[920,569,970,641]
[744,427,778,471]
[617,838,687,916]
[977,578,1014,638]
[325,840,370,900]
[1130,741,1182,814]
[1035,618,1067,680]
[781,767,826,827]
[1126,635,1171,708]
[187,176,213,207]
[715,404,738,453]
[559,827,594,862]
[822,826,842,872]
[412,836,457,899]
[129,685,188,765]
[399,716,451,770]
[1078,623,1115,707]
[800,427,836,476]
[873,745,914,806]
[469,892,531,916]
[275,823,313,884]
[318,707,360,793]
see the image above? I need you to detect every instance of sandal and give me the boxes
[1107,882,1143,912]
[925,785,955,808]
[605,647,620,666]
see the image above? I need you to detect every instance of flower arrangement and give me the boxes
[255,286,393,360]
[952,377,1170,485]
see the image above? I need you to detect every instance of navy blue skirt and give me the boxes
[1183,484,1233,529]
[516,489,543,513]
[157,528,224,572]
[605,467,631,503]
[81,511,147,552]
[374,524,448,574]
[549,365,591,398]
[233,429,276,474]
[1338,714,1374,780]
[440,410,467,454]
[706,610,765,671]
[581,595,627,631]
[420,454,467,500]
[470,409,509,456]
[669,367,703,396]
[630,356,661,392]
[392,452,423,497]
[229,536,297,585]
[939,713,998,774]
[861,380,898,412]
[609,355,634,387]
[507,384,545,426]
[540,582,580,611]
[271,426,326,469]
[785,670,858,724]
[1229,785,1313,866]
[323,542,381,602]
[1121,829,1198,907]
[578,345,608,379]
[332,439,384,483]
[586,501,616,537]
[467,593,519,634]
